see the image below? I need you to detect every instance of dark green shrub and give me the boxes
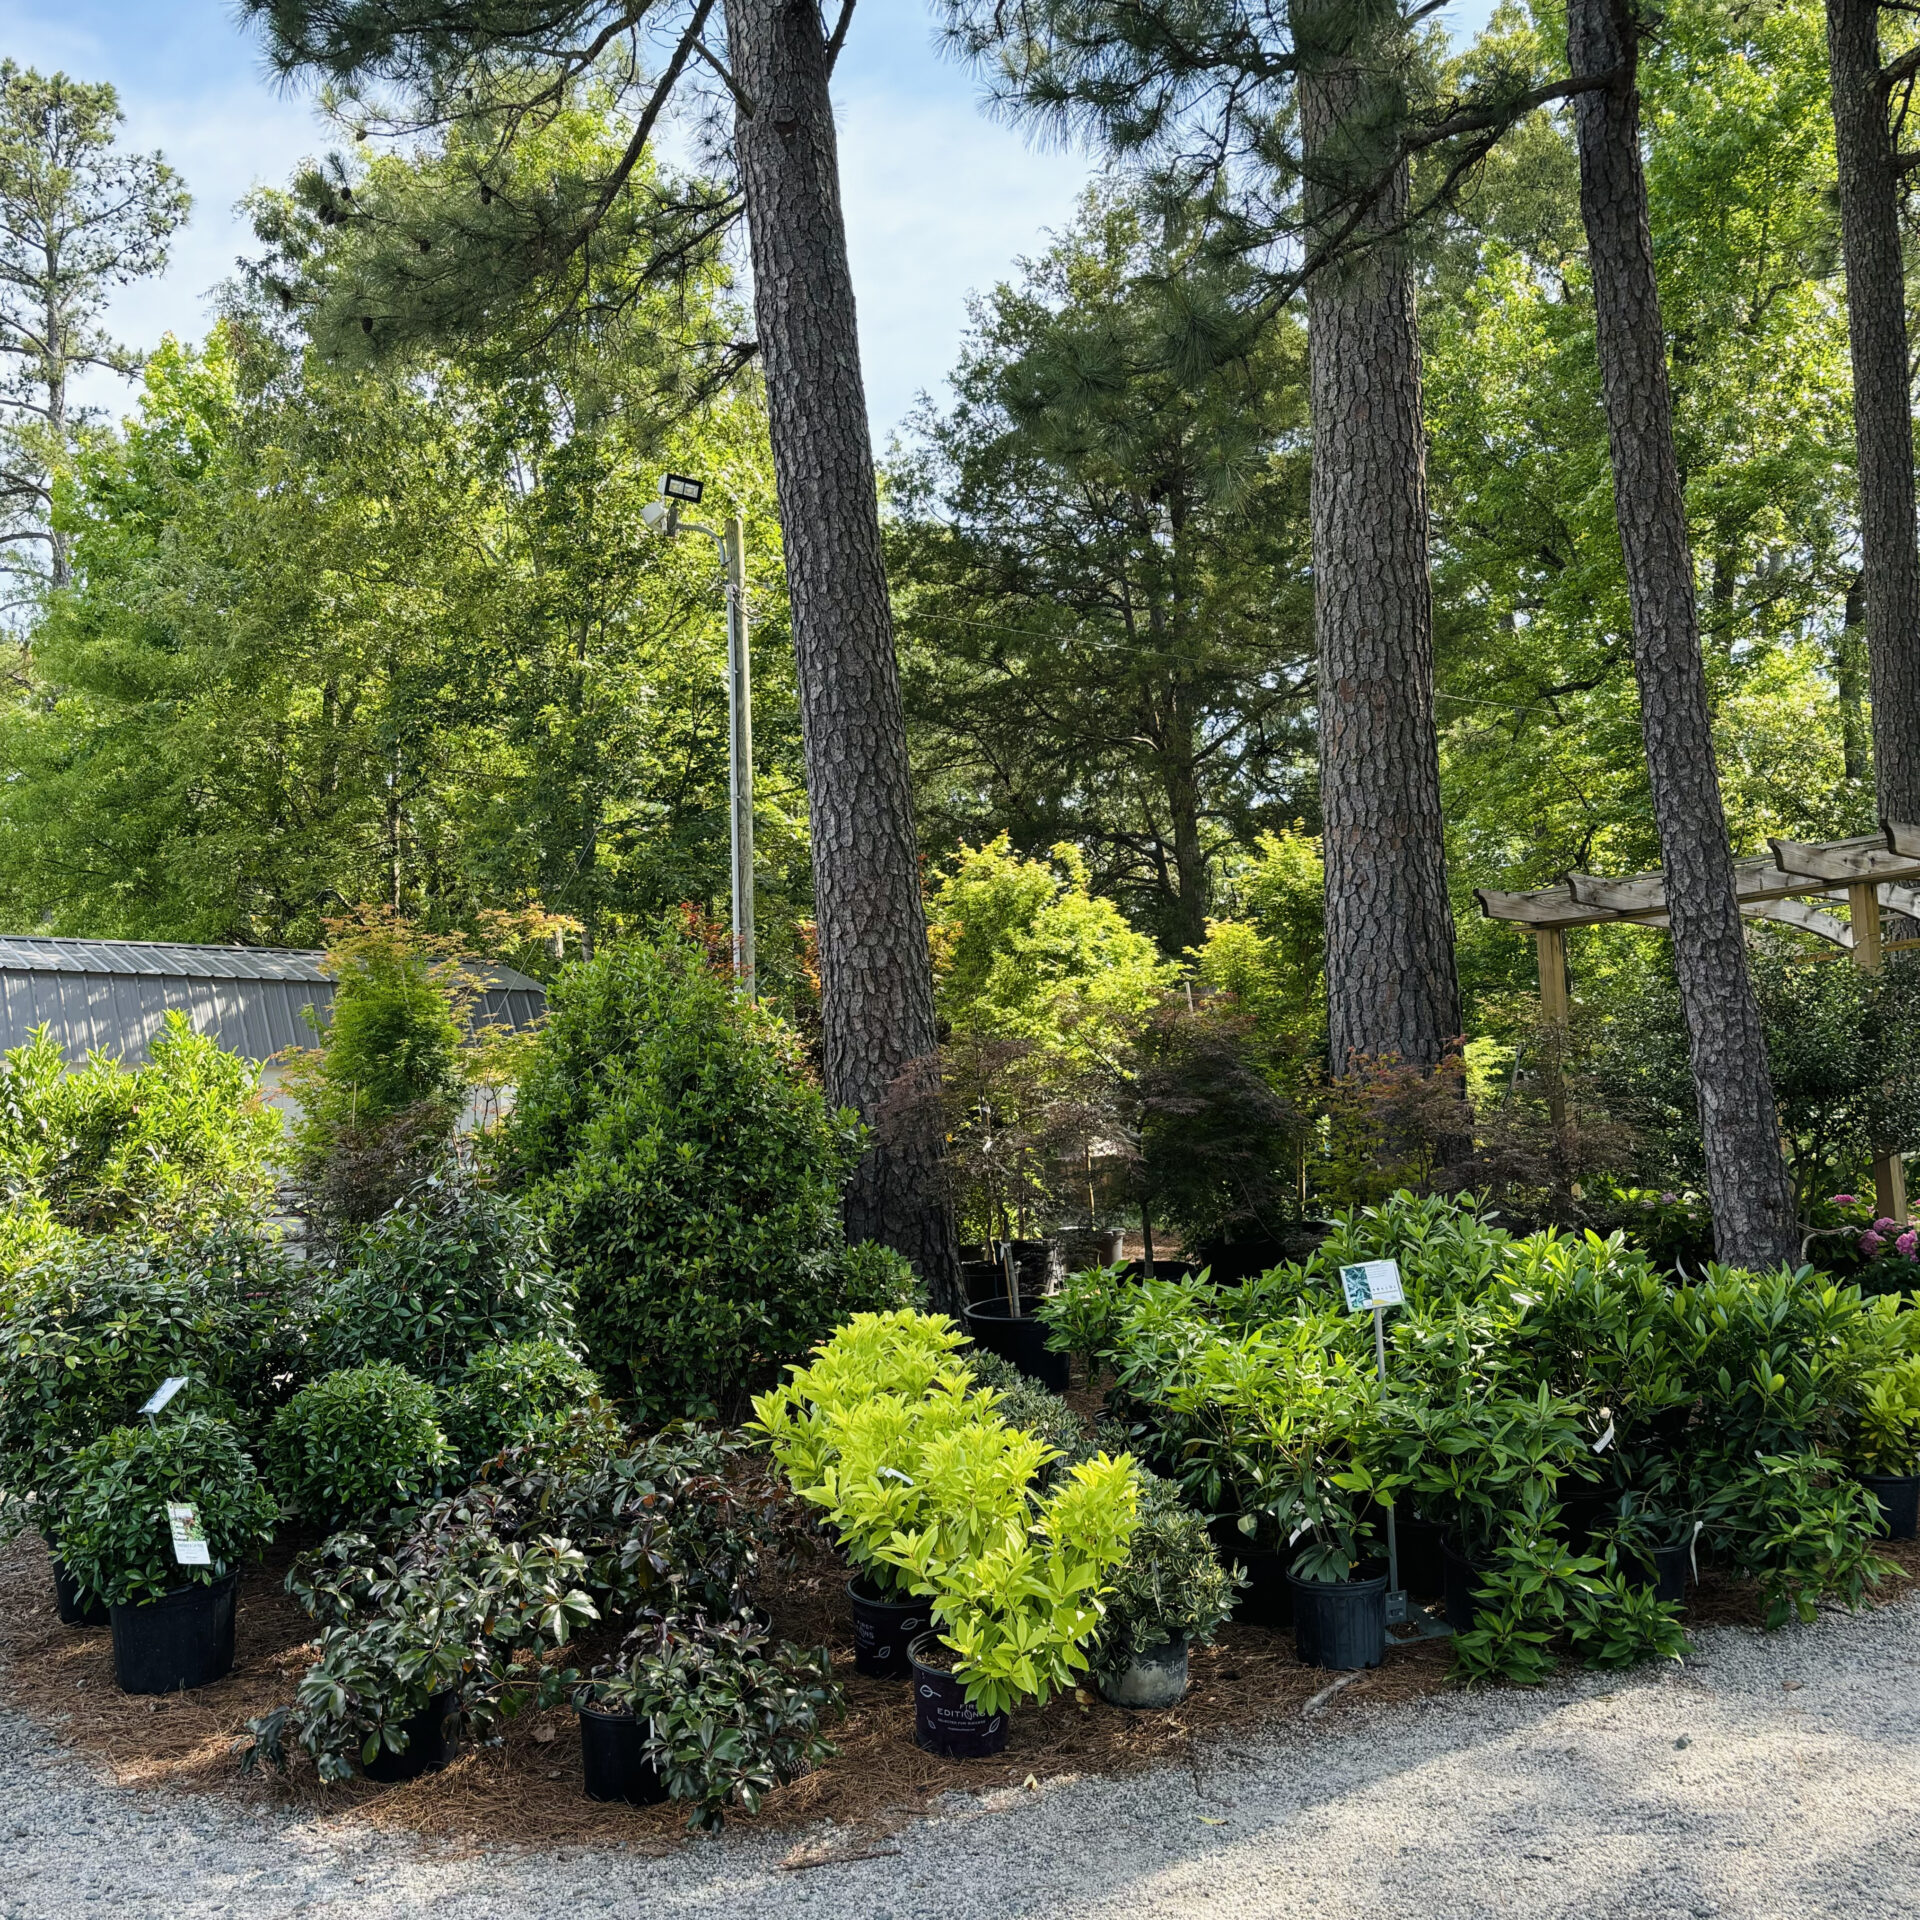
[443,1338,614,1471]
[267,1364,454,1529]
[322,1174,576,1384]
[502,935,865,1418]
[0,1229,307,1507]
[53,1412,278,1607]
[837,1241,921,1313]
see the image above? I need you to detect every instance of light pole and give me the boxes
[642,474,755,1000]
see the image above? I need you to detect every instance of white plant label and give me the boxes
[141,1377,189,1417]
[167,1503,211,1567]
[1340,1260,1405,1313]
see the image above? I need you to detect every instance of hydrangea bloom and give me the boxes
[1862,1231,1885,1256]
[1899,1231,1917,1260]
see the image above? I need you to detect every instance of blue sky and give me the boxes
[0,0,1501,439]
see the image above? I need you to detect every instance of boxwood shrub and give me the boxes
[54,1412,278,1607]
[502,935,865,1419]
[267,1363,454,1529]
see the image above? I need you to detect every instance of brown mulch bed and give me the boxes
[3,1525,1913,1861]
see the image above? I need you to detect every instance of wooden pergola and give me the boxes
[1475,824,1920,1223]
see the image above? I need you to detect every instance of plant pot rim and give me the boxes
[963,1296,1049,1321]
[106,1568,240,1613]
[907,1629,963,1673]
[1285,1568,1390,1596]
[574,1690,637,1722]
[1860,1468,1920,1484]
[847,1574,922,1607]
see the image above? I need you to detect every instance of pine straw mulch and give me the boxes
[3,1525,1915,1866]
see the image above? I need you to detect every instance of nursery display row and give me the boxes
[3,1187,1918,1828]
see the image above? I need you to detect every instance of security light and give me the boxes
[660,473,704,504]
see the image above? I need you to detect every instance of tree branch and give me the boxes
[824,0,858,74]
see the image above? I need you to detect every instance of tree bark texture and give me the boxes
[1567,0,1799,1267]
[1827,0,1920,824]
[1296,2,1462,1076]
[725,0,960,1308]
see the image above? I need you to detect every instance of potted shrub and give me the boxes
[579,1617,840,1827]
[883,1431,1138,1757]
[265,1362,455,1531]
[1600,1490,1700,1605]
[1851,1357,1920,1540]
[1090,1473,1236,1707]
[53,1412,277,1694]
[753,1311,982,1677]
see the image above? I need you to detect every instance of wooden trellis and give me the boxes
[1475,825,1920,1224]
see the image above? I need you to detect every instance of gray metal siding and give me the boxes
[0,940,544,1066]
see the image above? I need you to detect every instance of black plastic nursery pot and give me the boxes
[52,1558,109,1629]
[963,1297,1069,1392]
[1208,1519,1293,1629]
[576,1700,667,1805]
[1441,1537,1491,1636]
[1393,1515,1446,1598]
[1288,1570,1388,1671]
[362,1688,462,1783]
[1617,1542,1691,1605]
[109,1573,237,1695]
[848,1576,930,1680]
[908,1633,1009,1759]
[1861,1472,1920,1542]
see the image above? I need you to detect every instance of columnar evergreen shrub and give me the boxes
[503,935,864,1418]
[267,1363,454,1528]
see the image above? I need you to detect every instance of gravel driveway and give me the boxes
[4,1595,1917,1920]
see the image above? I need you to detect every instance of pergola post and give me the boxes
[1849,880,1908,1225]
[1535,926,1572,1162]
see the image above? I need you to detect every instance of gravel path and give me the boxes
[5,1597,1918,1920]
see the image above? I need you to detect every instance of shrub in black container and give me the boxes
[267,1363,454,1530]
[55,1413,277,1609]
[501,935,864,1419]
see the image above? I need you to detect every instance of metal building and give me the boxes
[0,935,546,1067]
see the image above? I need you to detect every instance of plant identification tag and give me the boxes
[166,1503,211,1567]
[141,1377,189,1417]
[1340,1260,1404,1313]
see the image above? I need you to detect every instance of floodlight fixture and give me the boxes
[660,472,704,504]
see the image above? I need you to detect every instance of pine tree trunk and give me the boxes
[725,0,960,1308]
[1839,572,1871,785]
[1566,0,1799,1267]
[1827,0,1920,825]
[1296,2,1462,1076]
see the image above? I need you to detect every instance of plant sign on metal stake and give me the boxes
[141,1377,188,1428]
[1338,1261,1449,1641]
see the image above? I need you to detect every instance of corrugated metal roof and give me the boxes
[0,937,546,1067]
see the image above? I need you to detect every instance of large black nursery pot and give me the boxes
[576,1699,667,1805]
[1097,1637,1189,1709]
[52,1558,109,1629]
[1441,1537,1491,1635]
[1208,1518,1292,1629]
[1617,1542,1692,1605]
[1288,1569,1388,1671]
[908,1633,1008,1759]
[109,1573,237,1695]
[362,1687,462,1783]
[1393,1514,1446,1598]
[963,1297,1069,1392]
[1861,1472,1920,1542]
[848,1576,929,1680]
